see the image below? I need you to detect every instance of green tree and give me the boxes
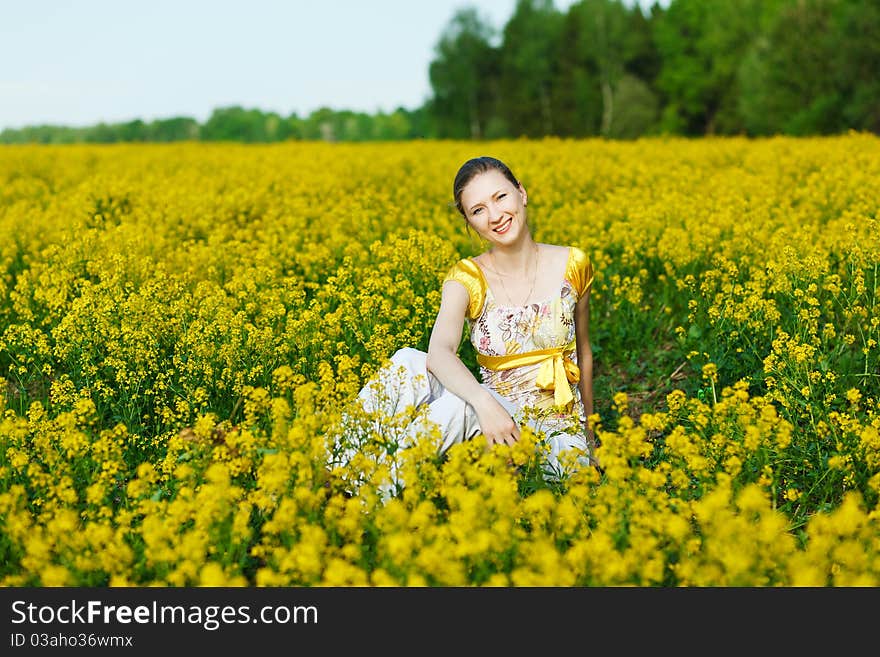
[118,119,148,142]
[85,122,119,143]
[739,0,880,135]
[607,73,659,138]
[397,105,435,139]
[655,0,784,134]
[552,7,602,137]
[428,7,499,139]
[626,1,663,87]
[283,113,305,140]
[552,0,659,138]
[585,0,624,136]
[201,106,274,142]
[300,107,337,141]
[497,0,565,137]
[149,117,200,141]
[372,108,413,140]
[571,0,634,136]
[836,0,880,132]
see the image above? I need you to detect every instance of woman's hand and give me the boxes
[584,426,596,450]
[584,426,603,472]
[473,397,520,448]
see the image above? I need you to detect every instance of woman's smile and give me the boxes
[493,217,512,234]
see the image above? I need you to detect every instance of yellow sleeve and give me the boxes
[442,259,486,320]
[566,246,595,299]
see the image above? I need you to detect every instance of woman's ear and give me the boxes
[519,183,528,206]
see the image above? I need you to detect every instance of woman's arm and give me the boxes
[574,286,595,448]
[426,280,520,446]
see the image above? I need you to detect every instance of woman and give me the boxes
[330,156,596,494]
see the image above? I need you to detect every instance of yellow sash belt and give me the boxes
[476,339,580,408]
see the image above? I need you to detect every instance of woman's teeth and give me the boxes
[494,218,512,233]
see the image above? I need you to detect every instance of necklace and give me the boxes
[490,242,539,307]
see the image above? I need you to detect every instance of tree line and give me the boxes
[0,107,431,144]
[2,0,877,144]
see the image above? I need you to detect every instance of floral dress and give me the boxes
[443,246,595,440]
[330,245,596,496]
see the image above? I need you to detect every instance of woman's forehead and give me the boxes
[461,170,515,201]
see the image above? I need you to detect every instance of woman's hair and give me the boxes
[452,156,519,218]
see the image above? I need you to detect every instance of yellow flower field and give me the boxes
[1,135,879,586]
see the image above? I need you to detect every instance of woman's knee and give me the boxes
[389,347,427,368]
[550,432,589,456]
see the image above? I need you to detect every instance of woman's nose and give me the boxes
[489,202,505,222]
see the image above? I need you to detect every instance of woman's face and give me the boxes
[459,169,529,247]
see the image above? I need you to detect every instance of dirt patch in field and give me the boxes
[594,340,694,427]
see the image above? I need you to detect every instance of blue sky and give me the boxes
[0,0,667,130]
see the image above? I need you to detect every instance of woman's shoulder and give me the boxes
[560,244,594,299]
[443,256,484,281]
[442,257,486,320]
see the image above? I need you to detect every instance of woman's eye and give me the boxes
[472,208,482,214]
[498,193,506,198]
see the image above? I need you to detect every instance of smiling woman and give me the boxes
[328,155,597,498]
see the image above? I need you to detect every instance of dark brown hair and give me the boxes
[452,156,520,218]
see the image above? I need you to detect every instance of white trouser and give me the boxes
[327,347,591,496]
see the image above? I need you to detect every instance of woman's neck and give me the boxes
[487,237,539,276]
